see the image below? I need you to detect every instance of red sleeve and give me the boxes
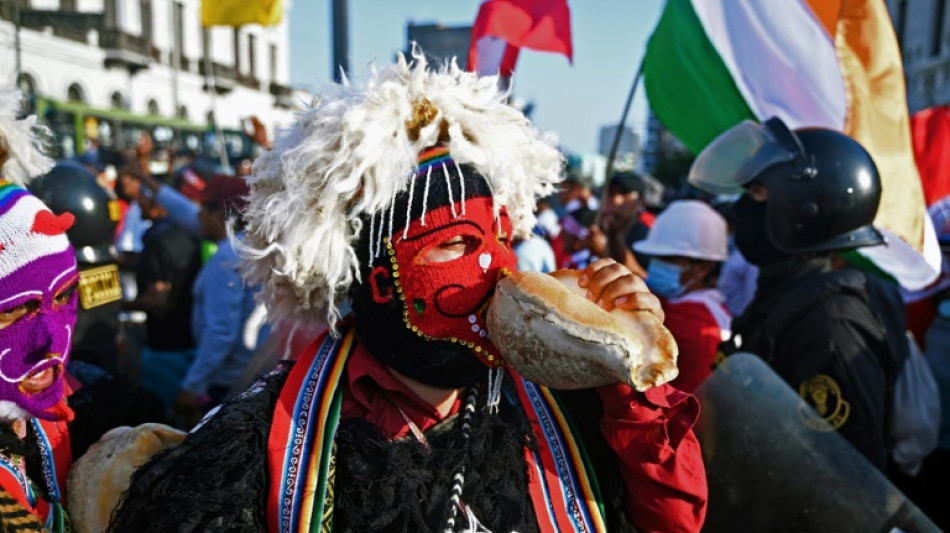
[597,382,708,533]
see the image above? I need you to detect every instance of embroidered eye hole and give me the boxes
[441,236,467,249]
[496,230,509,245]
[420,235,481,264]
[0,300,41,330]
[53,284,77,308]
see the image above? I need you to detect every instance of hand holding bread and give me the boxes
[487,259,678,391]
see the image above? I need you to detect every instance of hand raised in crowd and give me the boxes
[244,115,271,149]
[136,131,154,158]
[577,257,664,322]
[135,132,154,176]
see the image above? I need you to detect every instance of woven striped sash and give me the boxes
[266,326,607,532]
[0,419,70,532]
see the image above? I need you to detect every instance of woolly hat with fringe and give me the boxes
[0,90,53,186]
[0,90,76,423]
[240,52,563,328]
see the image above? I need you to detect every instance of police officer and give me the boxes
[29,162,124,374]
[689,117,896,471]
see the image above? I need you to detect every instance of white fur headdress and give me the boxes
[240,52,563,328]
[0,90,54,186]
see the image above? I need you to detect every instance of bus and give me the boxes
[35,98,253,164]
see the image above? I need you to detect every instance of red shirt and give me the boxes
[640,210,657,228]
[338,339,708,532]
[663,299,728,393]
[341,340,460,439]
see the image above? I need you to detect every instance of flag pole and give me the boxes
[597,58,644,224]
[203,34,231,174]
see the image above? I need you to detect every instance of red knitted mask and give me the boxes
[385,195,516,366]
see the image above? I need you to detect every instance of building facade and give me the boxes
[888,0,950,112]
[0,0,302,159]
[598,124,638,163]
[403,22,471,69]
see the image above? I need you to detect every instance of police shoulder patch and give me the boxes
[797,373,850,431]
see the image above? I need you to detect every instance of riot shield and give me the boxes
[694,353,940,533]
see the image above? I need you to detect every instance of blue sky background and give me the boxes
[288,0,664,154]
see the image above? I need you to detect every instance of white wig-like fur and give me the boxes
[0,90,54,186]
[239,52,563,328]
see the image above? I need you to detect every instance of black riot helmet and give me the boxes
[29,162,120,264]
[689,117,884,254]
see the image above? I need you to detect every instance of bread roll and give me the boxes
[487,269,678,390]
[66,423,185,533]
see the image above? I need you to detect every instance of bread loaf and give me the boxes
[66,423,185,533]
[487,269,679,390]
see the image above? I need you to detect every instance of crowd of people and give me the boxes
[518,117,950,529]
[1,49,949,532]
[54,131,267,432]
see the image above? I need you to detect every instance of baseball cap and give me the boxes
[198,174,250,212]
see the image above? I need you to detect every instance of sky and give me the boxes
[287,0,664,154]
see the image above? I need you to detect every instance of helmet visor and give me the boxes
[688,119,798,195]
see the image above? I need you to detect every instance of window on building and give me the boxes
[270,43,278,82]
[16,74,35,98]
[934,0,947,57]
[147,99,160,115]
[67,83,85,103]
[16,74,36,114]
[141,0,153,46]
[110,91,126,109]
[104,0,118,29]
[174,1,185,68]
[233,28,241,71]
[249,34,257,79]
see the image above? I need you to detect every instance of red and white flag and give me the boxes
[467,0,573,78]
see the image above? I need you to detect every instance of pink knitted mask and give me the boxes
[0,182,77,421]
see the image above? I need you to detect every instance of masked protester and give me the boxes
[0,90,170,531]
[109,54,707,533]
[0,91,76,530]
[690,117,897,471]
[29,163,125,374]
[634,200,731,392]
